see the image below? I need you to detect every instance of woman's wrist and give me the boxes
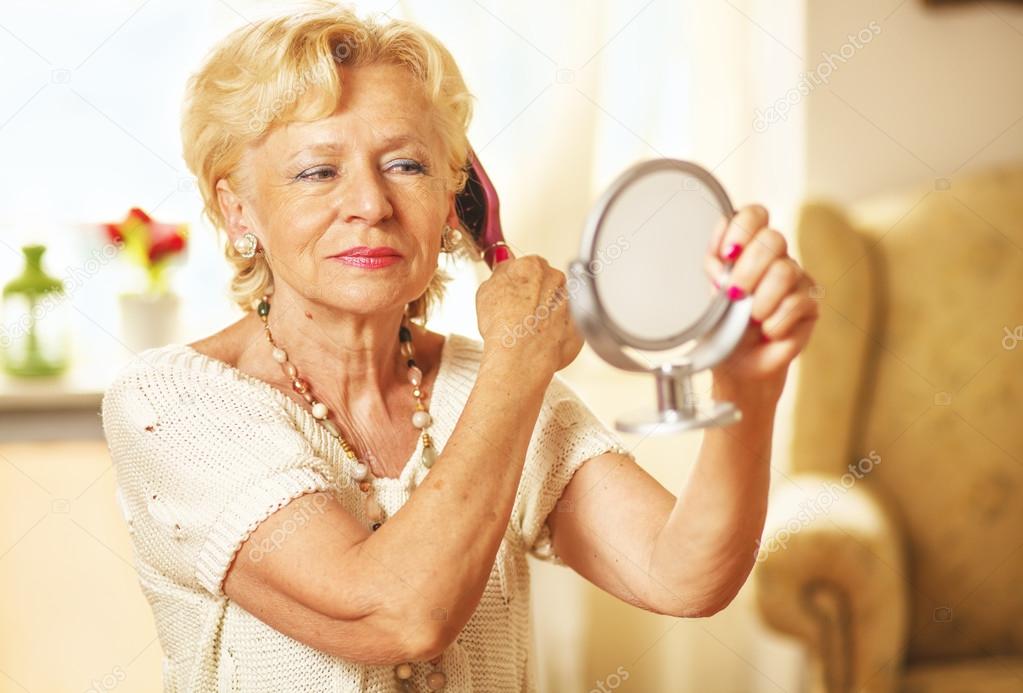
[710,368,786,412]
[479,349,553,396]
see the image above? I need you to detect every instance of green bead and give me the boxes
[421,444,437,468]
[257,299,270,317]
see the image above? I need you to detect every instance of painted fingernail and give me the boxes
[760,332,771,343]
[724,243,743,261]
[726,285,746,301]
[751,317,762,325]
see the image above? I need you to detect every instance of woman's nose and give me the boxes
[341,166,393,226]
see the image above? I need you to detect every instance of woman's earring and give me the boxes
[440,224,461,253]
[233,232,259,259]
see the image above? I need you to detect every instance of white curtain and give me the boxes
[392,1,807,691]
[0,0,807,688]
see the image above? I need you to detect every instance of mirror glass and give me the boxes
[593,166,728,349]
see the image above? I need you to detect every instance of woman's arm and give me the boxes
[543,380,778,618]
[224,350,551,664]
[546,204,817,617]
[644,379,778,615]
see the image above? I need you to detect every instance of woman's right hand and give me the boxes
[476,254,584,378]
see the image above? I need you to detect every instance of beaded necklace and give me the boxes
[256,293,448,691]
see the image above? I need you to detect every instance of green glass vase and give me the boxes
[1,245,71,377]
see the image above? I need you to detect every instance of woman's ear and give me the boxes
[446,192,461,232]
[215,177,255,245]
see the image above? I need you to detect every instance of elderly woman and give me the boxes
[101,3,817,692]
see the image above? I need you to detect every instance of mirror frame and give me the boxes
[569,158,739,371]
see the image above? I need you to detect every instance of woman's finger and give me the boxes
[753,315,817,375]
[726,227,788,300]
[750,256,803,323]
[715,204,769,261]
[761,286,820,341]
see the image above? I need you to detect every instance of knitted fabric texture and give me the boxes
[101,332,633,692]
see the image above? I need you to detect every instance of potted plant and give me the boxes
[105,208,189,351]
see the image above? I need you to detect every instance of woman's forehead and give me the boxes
[268,116,435,155]
[268,64,436,152]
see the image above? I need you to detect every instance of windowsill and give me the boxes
[0,343,137,442]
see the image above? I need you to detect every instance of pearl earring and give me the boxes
[233,232,259,259]
[440,224,461,253]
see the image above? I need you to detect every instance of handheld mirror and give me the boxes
[568,159,753,435]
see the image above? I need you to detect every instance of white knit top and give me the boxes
[101,332,633,692]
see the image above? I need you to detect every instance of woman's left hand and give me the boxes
[704,204,819,399]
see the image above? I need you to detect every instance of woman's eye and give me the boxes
[296,166,336,181]
[388,159,426,174]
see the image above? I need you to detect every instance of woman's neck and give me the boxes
[245,285,412,419]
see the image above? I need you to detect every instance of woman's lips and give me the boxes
[329,254,401,269]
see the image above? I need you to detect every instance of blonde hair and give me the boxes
[181,1,477,323]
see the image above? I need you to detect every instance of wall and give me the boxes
[805,0,1023,204]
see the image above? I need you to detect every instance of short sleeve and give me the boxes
[101,358,333,598]
[515,373,635,565]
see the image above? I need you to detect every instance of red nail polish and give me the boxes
[760,332,771,343]
[727,285,746,301]
[491,246,510,264]
[751,317,762,325]
[724,243,743,261]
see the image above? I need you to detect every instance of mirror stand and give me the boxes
[614,363,742,435]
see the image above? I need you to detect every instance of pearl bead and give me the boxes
[302,392,314,404]
[426,670,447,690]
[412,410,432,429]
[285,363,297,378]
[408,366,423,386]
[413,388,422,398]
[311,402,328,419]
[352,463,368,481]
[395,663,413,680]
[271,347,287,363]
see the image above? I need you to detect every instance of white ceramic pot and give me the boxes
[118,291,180,352]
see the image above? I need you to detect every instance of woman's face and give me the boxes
[226,62,458,315]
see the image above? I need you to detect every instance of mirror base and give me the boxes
[615,401,742,436]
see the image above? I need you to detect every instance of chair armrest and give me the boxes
[753,473,909,693]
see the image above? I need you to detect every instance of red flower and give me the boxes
[148,227,186,263]
[104,223,124,244]
[127,207,152,224]
[104,208,188,265]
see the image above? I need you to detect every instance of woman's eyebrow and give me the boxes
[287,134,429,162]
[378,133,429,149]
